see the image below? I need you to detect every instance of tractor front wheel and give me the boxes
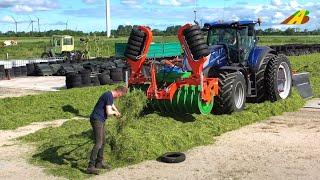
[214,71,247,114]
[265,54,292,101]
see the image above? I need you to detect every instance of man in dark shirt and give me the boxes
[87,86,127,175]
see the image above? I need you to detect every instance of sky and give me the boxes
[0,0,319,32]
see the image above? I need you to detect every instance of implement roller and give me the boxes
[125,25,219,115]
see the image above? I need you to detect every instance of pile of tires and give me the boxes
[183,25,210,60]
[110,68,123,82]
[20,66,27,76]
[0,65,5,80]
[26,63,36,76]
[98,72,113,85]
[13,67,21,77]
[124,28,146,61]
[57,64,75,76]
[80,70,91,86]
[66,73,82,89]
[50,64,62,75]
[35,64,53,76]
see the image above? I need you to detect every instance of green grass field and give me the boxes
[0,35,319,60]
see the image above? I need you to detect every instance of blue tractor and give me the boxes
[182,20,293,114]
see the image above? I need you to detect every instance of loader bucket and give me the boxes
[292,72,313,99]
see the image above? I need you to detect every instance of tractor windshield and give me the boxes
[207,28,237,47]
[63,38,73,45]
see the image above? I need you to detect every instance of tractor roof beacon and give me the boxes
[199,20,292,114]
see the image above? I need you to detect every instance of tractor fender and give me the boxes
[248,46,276,73]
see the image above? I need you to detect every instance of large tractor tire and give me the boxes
[124,28,146,61]
[183,25,210,60]
[214,71,247,114]
[265,54,292,102]
[254,53,276,103]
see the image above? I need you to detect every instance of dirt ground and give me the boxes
[0,99,319,180]
[0,76,66,92]
[0,76,65,99]
[0,119,69,180]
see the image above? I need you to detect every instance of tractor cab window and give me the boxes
[53,38,61,46]
[63,38,73,45]
[207,28,237,47]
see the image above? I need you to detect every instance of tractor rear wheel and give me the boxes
[265,54,292,101]
[254,53,275,103]
[214,71,247,114]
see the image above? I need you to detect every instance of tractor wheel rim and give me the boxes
[277,62,292,99]
[234,81,245,109]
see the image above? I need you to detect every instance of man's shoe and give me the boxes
[86,166,100,175]
[95,162,112,170]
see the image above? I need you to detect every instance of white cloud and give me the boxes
[1,15,14,23]
[0,0,59,13]
[148,0,195,7]
[289,0,300,9]
[271,0,282,6]
[82,0,96,4]
[12,5,33,13]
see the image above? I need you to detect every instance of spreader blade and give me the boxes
[293,72,313,99]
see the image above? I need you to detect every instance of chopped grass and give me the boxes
[20,91,305,179]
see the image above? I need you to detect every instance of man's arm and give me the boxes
[106,105,120,117]
[112,104,120,114]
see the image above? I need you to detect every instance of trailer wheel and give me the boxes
[213,71,246,114]
[265,54,292,101]
[41,53,50,58]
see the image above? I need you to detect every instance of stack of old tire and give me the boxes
[183,25,210,60]
[57,63,75,76]
[124,28,146,61]
[35,63,53,76]
[0,65,5,80]
[98,72,113,85]
[66,72,82,89]
[80,70,92,86]
[27,63,36,76]
[20,66,27,76]
[13,67,21,77]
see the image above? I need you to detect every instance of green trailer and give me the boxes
[115,42,182,58]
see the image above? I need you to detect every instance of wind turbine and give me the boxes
[35,16,40,32]
[106,0,111,37]
[28,16,36,33]
[10,16,18,33]
[65,20,69,30]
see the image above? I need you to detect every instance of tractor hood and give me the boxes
[183,45,228,73]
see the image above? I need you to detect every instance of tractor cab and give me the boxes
[51,35,74,55]
[203,21,259,65]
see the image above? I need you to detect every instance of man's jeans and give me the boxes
[89,120,105,167]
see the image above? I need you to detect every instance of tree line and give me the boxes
[0,25,320,37]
